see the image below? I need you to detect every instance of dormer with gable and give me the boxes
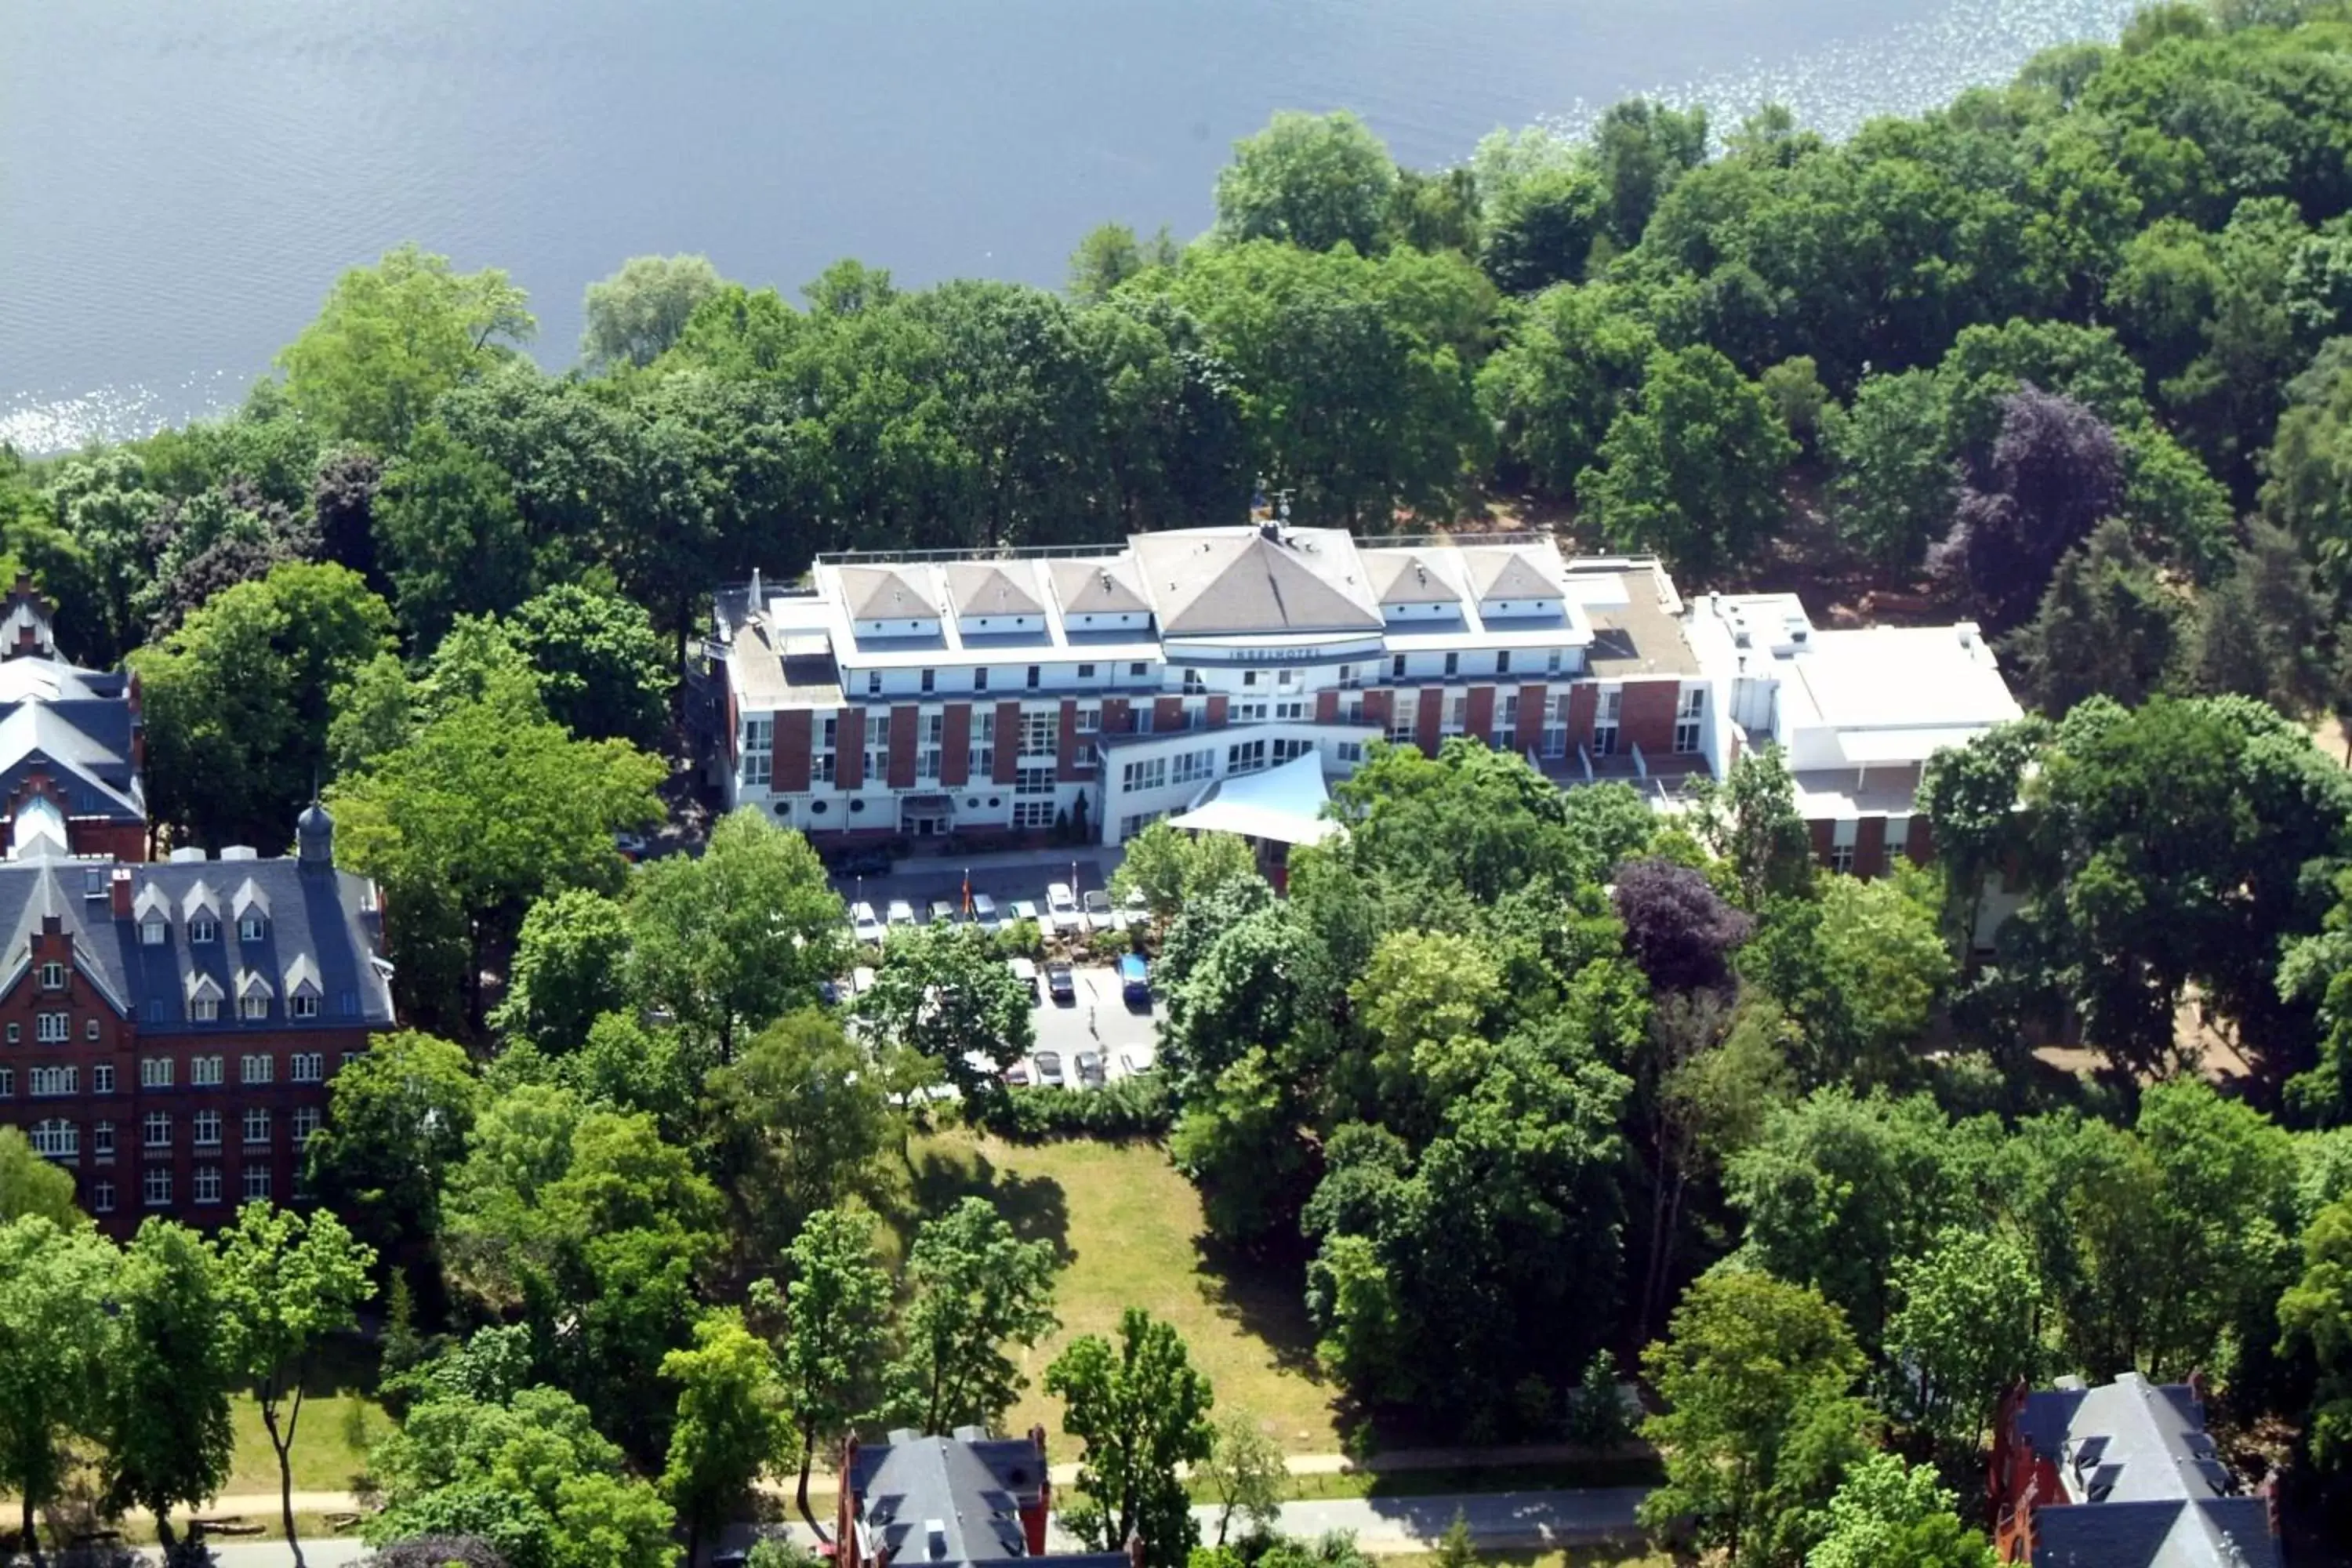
[837,565,941,641]
[1363,550,1465,624]
[232,967,273,1022]
[283,953,324,1020]
[230,877,270,943]
[183,969,224,1023]
[132,883,171,948]
[945,561,1047,639]
[182,880,220,945]
[1462,546,1566,620]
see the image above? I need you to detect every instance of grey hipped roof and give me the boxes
[1047,558,1152,617]
[0,855,393,1034]
[1131,527,1382,636]
[945,561,1045,619]
[848,1431,1127,1568]
[1361,550,1463,607]
[840,565,938,621]
[1461,546,1564,602]
[0,696,143,822]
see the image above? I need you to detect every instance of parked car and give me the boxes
[851,902,886,945]
[928,899,958,926]
[1007,957,1039,997]
[1009,898,1041,927]
[1081,888,1114,932]
[1006,1058,1031,1087]
[1117,953,1150,1005]
[1033,1049,1066,1087]
[1045,960,1076,1004]
[1044,883,1083,935]
[971,892,1001,934]
[1075,1049,1105,1087]
[613,830,651,862]
[1119,1043,1157,1076]
[1116,889,1150,931]
[885,898,917,930]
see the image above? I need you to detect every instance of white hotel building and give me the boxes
[706,520,2018,873]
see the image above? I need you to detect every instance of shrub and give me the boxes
[970,1075,1174,1142]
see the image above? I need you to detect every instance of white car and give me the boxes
[1081,889,1114,933]
[1044,883,1084,935]
[971,892,1001,934]
[851,902,885,945]
[1115,889,1150,931]
[1009,898,1041,927]
[1119,1043,1157,1077]
[1033,1049,1066,1088]
[885,898,917,930]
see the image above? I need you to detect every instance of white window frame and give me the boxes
[36,1012,68,1044]
[142,1167,171,1207]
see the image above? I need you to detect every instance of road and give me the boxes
[147,1489,1648,1566]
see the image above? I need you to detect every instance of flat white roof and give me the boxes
[1169,753,1340,846]
[1783,626,2021,735]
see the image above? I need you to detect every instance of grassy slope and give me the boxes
[223,1388,387,1495]
[896,1131,1343,1454]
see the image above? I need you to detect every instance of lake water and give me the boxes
[1,0,2138,453]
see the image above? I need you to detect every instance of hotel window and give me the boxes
[1227,739,1268,775]
[1443,652,1460,677]
[1391,654,1406,679]
[83,1018,97,1041]
[243,1165,272,1202]
[292,1106,322,1145]
[29,1119,74,1159]
[1077,664,1097,679]
[143,1112,171,1149]
[1234,699,1268,722]
[193,1110,221,1148]
[1593,688,1621,757]
[1830,818,1859,877]
[140,1058,172,1090]
[238,993,270,1022]
[142,1167,171,1207]
[91,1065,113,1095]
[1171,749,1215,787]
[1076,704,1100,735]
[1020,710,1056,756]
[241,1054,274,1086]
[918,714,944,781]
[92,1120,113,1157]
[1675,687,1706,753]
[920,668,935,693]
[1830,841,1857,875]
[191,1055,223,1087]
[1014,765,1055,797]
[244,1107,270,1146]
[38,961,64,990]
[865,713,889,781]
[290,1052,324,1083]
[1272,738,1315,764]
[1181,669,1206,695]
[1128,662,1149,679]
[91,1181,114,1214]
[1025,666,1041,689]
[1547,647,1564,673]
[30,1065,77,1098]
[969,711,996,776]
[0,1067,13,1095]
[1122,757,1169,794]
[1276,699,1306,721]
[866,670,882,695]
[192,1166,222,1205]
[1386,706,1416,744]
[189,916,217,944]
[36,1012,67,1044]
[1885,816,1912,876]
[1499,694,1519,750]
[975,667,989,691]
[1443,696,1467,736]
[815,717,837,784]
[1338,664,1359,689]
[742,716,773,787]
[1012,800,1057,830]
[1496,650,1511,676]
[1334,740,1366,764]
[291,992,319,1019]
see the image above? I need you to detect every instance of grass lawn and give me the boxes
[223,1388,388,1495]
[894,1130,1342,1454]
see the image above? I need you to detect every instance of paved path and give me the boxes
[158,1488,1648,1567]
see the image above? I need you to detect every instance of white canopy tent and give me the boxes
[1168,751,1340,847]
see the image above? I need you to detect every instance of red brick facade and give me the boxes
[1618,677,1681,757]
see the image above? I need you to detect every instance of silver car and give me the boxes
[1081,889,1114,933]
[1044,883,1084,935]
[971,892,1002,934]
[851,902,885,945]
[1033,1049,1066,1088]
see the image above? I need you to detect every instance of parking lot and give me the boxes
[1020,962,1164,1084]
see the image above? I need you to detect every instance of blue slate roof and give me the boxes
[0,848,392,1033]
[0,657,143,822]
[849,1430,1126,1568]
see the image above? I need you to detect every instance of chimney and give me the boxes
[109,869,132,920]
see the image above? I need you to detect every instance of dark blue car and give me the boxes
[1117,953,1150,1005]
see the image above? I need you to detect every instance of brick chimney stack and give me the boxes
[109,869,132,920]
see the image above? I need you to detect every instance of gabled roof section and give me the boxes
[1361,549,1463,606]
[1132,527,1382,637]
[183,970,223,1002]
[233,967,273,998]
[231,877,270,921]
[944,561,1044,619]
[283,953,322,997]
[1461,546,1564,601]
[1048,558,1152,617]
[182,880,220,921]
[132,883,170,924]
[838,565,937,621]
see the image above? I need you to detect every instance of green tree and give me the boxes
[854,922,1034,1098]
[1688,746,1813,909]
[103,1220,237,1554]
[1046,1308,1216,1567]
[2004,518,2186,717]
[1577,344,1798,579]
[703,1011,889,1265]
[503,584,674,747]
[661,1311,794,1568]
[890,1196,1058,1434]
[303,1030,481,1269]
[330,681,664,1033]
[774,1208,894,1534]
[278,242,535,449]
[583,253,724,370]
[1200,1411,1287,1547]
[1476,281,1657,495]
[0,1126,77,1226]
[373,421,535,648]
[132,561,395,848]
[1638,1270,1871,1568]
[1068,223,1180,303]
[0,1215,118,1566]
[490,888,637,1054]
[1109,821,1263,925]
[1805,1453,1996,1568]
[1882,1228,2042,1468]
[1213,111,1399,253]
[629,808,847,1062]
[1741,872,1955,1089]
[217,1203,376,1568]
[1915,719,2048,949]
[365,1379,677,1568]
[2279,1195,2352,1472]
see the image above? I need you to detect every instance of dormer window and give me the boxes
[283,955,324,1022]
[139,919,165,947]
[190,917,217,944]
[234,968,272,1022]
[231,879,270,942]
[291,993,319,1019]
[240,993,270,1021]
[191,996,220,1022]
[38,962,64,990]
[133,884,171,946]
[238,915,267,942]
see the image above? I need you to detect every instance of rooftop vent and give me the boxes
[167,847,208,864]
[925,1519,949,1560]
[220,845,258,861]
